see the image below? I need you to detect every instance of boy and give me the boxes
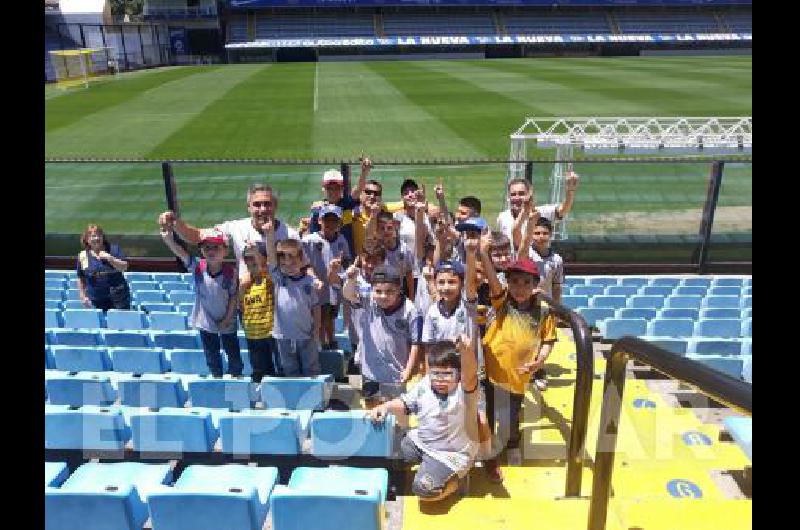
[519,216,564,303]
[159,225,242,378]
[367,210,415,300]
[369,336,479,501]
[302,204,351,349]
[264,220,321,377]
[456,196,482,223]
[478,234,557,467]
[343,264,420,407]
[239,242,279,382]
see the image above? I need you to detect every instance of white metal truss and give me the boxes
[507,117,752,240]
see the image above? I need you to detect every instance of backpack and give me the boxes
[194,258,235,291]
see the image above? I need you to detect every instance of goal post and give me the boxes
[49,47,115,89]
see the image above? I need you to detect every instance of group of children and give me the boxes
[157,164,579,502]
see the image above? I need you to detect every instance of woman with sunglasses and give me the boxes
[76,224,131,311]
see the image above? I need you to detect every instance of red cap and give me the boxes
[506,258,539,277]
[200,229,226,247]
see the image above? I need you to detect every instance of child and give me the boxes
[238,242,279,382]
[366,210,415,300]
[519,216,564,303]
[369,336,479,501]
[343,264,420,407]
[478,234,557,467]
[302,204,351,350]
[264,220,321,377]
[159,225,242,378]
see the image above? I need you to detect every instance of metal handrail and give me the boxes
[538,293,595,497]
[587,336,752,530]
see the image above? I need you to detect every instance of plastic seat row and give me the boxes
[563,276,751,288]
[45,270,188,282]
[638,337,751,357]
[564,294,752,311]
[44,300,196,315]
[46,462,388,530]
[595,307,751,321]
[565,285,751,297]
[598,317,752,339]
[46,309,192,331]
[45,371,334,410]
[46,289,194,304]
[45,405,394,458]
[45,279,194,293]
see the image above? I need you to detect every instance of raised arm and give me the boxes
[351,156,372,199]
[516,209,541,260]
[342,258,362,304]
[455,333,478,391]
[263,219,278,268]
[158,210,204,245]
[556,169,580,219]
[463,236,479,301]
[511,198,531,252]
[479,232,503,299]
[368,397,408,423]
[434,182,450,227]
[414,188,429,260]
[159,222,191,265]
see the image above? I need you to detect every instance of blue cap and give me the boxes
[455,217,488,233]
[434,260,465,277]
[319,204,343,219]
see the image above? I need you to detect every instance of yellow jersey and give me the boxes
[240,275,274,340]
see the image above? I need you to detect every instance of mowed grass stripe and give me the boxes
[45,66,202,133]
[46,66,260,159]
[365,60,533,158]
[310,62,484,160]
[150,63,314,159]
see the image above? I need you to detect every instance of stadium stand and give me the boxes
[256,12,376,38]
[613,10,723,33]
[503,11,613,35]
[383,11,496,36]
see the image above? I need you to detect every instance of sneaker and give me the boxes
[534,377,548,391]
[483,459,504,483]
[507,447,522,466]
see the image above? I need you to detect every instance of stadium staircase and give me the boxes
[491,10,506,36]
[714,11,732,33]
[606,12,622,35]
[44,271,751,530]
[375,13,385,38]
[247,11,257,42]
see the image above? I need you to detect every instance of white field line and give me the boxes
[313,62,319,113]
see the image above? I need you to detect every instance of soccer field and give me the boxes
[44,56,752,242]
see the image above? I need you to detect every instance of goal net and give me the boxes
[49,47,116,89]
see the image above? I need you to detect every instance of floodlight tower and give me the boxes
[509,117,752,240]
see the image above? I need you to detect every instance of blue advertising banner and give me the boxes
[225,32,752,48]
[169,27,188,54]
[229,0,751,8]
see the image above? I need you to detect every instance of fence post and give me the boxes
[138,25,146,66]
[341,162,351,200]
[695,161,725,274]
[162,162,187,272]
[524,161,534,185]
[120,25,130,71]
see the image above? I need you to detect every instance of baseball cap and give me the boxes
[322,169,344,185]
[199,229,227,247]
[319,204,343,219]
[455,217,488,233]
[434,260,465,277]
[506,258,540,278]
[370,265,402,285]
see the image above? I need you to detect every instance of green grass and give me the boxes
[44,56,752,243]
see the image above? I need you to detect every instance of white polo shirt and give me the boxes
[496,204,559,254]
[214,217,298,278]
[529,248,564,297]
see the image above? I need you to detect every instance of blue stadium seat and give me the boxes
[743,287,752,296]
[590,296,627,309]
[577,307,616,327]
[219,410,311,456]
[713,277,744,287]
[690,339,744,356]
[100,330,151,348]
[665,296,703,309]
[742,308,751,320]
[695,319,742,338]
[235,348,254,376]
[161,281,192,293]
[686,355,744,380]
[46,271,69,280]
[187,377,255,409]
[310,410,395,458]
[702,296,741,309]
[620,277,648,287]
[140,302,176,313]
[682,277,712,287]
[700,308,740,319]
[674,286,708,296]
[129,281,160,292]
[261,376,332,410]
[643,338,688,355]
[51,346,112,372]
[134,290,167,303]
[742,296,752,309]
[65,289,82,301]
[573,285,605,297]
[152,330,201,349]
[320,349,348,380]
[46,346,56,369]
[649,278,681,287]
[168,291,195,305]
[627,295,665,309]
[109,347,169,374]
[709,287,741,296]
[600,318,647,340]
[647,318,695,337]
[67,279,81,290]
[105,309,147,330]
[658,308,699,320]
[49,329,101,346]
[45,300,63,310]
[588,277,618,287]
[45,279,66,290]
[742,356,752,384]
[46,309,62,328]
[561,295,589,310]
[45,372,117,407]
[640,286,674,297]
[45,288,65,301]
[723,417,752,461]
[155,273,184,283]
[271,467,388,530]
[177,303,195,315]
[129,407,218,453]
[118,374,188,408]
[148,311,188,331]
[606,286,639,296]
[167,348,218,375]
[45,462,70,488]
[564,277,585,287]
[46,462,172,530]
[63,300,87,310]
[45,404,130,450]
[148,465,278,530]
[124,272,154,282]
[741,318,752,337]
[63,309,104,329]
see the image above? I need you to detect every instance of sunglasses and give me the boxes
[429,369,459,381]
[251,201,272,208]
[364,189,382,196]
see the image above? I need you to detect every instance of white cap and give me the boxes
[322,169,344,185]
